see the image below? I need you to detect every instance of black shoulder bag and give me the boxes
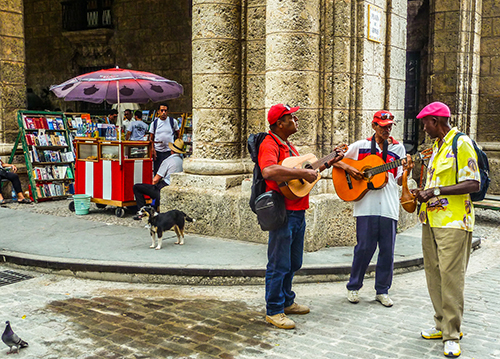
[253,134,288,231]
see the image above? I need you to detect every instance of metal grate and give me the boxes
[0,270,34,287]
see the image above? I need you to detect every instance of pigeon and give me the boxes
[2,321,28,354]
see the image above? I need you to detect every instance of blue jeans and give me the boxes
[346,216,397,295]
[265,210,306,316]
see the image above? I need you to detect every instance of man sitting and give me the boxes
[0,159,32,204]
[132,139,185,218]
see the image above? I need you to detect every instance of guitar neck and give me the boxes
[310,151,342,171]
[367,153,419,176]
[368,158,405,176]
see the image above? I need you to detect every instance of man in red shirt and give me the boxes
[259,104,343,329]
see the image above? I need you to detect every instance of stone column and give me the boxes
[427,0,481,135]
[186,0,244,175]
[479,0,500,193]
[265,0,320,155]
[0,1,26,147]
[245,0,267,136]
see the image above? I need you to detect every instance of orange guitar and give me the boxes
[279,145,348,200]
[332,154,416,202]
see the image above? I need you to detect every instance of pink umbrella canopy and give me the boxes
[49,67,183,104]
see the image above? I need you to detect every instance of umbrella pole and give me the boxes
[116,80,122,165]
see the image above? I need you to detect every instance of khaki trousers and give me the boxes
[422,224,472,342]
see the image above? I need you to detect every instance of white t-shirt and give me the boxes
[343,137,406,221]
[149,117,179,152]
[157,153,183,186]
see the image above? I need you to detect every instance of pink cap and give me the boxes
[267,104,300,125]
[416,101,451,119]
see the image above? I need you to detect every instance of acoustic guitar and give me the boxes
[332,154,413,202]
[278,145,348,200]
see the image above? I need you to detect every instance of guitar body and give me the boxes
[279,154,321,200]
[332,155,389,202]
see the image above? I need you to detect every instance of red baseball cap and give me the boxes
[416,101,451,119]
[267,104,300,125]
[373,110,395,126]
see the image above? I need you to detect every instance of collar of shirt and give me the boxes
[432,127,458,153]
[366,136,399,145]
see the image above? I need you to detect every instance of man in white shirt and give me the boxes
[122,109,133,132]
[148,103,180,175]
[132,139,185,218]
[333,110,411,307]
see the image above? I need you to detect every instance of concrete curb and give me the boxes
[0,250,425,285]
[0,235,481,285]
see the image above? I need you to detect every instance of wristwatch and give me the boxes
[433,187,441,196]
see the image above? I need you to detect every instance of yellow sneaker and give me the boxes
[421,327,463,340]
[284,302,310,315]
[265,313,295,329]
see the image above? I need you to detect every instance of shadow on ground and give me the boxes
[47,296,275,358]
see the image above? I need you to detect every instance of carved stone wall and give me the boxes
[163,0,413,251]
[479,0,500,193]
[479,0,500,142]
[0,0,26,144]
[22,0,192,112]
[413,0,499,194]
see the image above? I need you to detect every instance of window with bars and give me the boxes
[404,51,420,154]
[62,0,113,31]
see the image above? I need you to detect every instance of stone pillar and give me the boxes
[479,0,500,193]
[245,0,267,136]
[0,1,26,147]
[265,0,320,155]
[385,0,407,140]
[186,0,244,175]
[427,0,481,134]
[163,0,415,250]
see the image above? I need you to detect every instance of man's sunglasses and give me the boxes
[376,113,394,120]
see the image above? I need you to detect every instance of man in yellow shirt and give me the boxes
[413,102,480,358]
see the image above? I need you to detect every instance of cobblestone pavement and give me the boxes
[0,210,499,359]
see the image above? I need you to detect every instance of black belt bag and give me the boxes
[255,190,287,231]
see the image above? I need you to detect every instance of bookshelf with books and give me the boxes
[175,112,193,156]
[16,110,75,202]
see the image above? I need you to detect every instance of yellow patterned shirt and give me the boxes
[418,127,480,232]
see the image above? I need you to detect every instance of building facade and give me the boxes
[0,0,498,250]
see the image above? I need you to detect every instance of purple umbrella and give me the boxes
[50,67,183,164]
[49,67,183,104]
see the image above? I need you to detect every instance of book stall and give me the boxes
[13,110,75,202]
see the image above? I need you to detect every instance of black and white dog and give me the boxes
[136,206,195,250]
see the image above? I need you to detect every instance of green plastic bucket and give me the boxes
[73,194,91,215]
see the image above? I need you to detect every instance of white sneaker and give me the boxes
[444,340,461,357]
[375,294,393,307]
[347,290,359,303]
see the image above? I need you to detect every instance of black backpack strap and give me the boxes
[152,117,177,141]
[452,132,465,184]
[152,118,158,136]
[169,116,178,140]
[371,135,388,162]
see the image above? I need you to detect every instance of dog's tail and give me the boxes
[182,212,195,222]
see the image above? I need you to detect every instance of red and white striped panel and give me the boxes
[75,160,152,202]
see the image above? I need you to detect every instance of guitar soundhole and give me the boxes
[304,164,313,170]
